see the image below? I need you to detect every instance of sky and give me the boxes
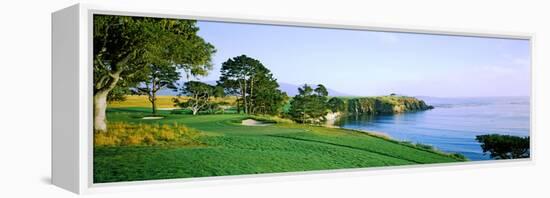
[192,20,531,97]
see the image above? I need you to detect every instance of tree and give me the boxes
[106,86,132,102]
[327,97,346,113]
[173,81,219,115]
[93,15,215,131]
[132,63,180,115]
[218,78,242,113]
[217,55,259,114]
[288,84,329,123]
[218,55,286,115]
[247,70,288,115]
[476,134,530,159]
[310,84,329,119]
[206,86,227,114]
[290,84,314,123]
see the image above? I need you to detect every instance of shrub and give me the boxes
[157,125,177,141]
[125,134,144,145]
[476,134,530,159]
[94,132,119,146]
[94,122,202,146]
[415,143,434,150]
[142,133,157,145]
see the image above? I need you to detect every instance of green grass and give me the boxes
[94,107,465,183]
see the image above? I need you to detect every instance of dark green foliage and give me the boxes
[327,97,346,113]
[93,15,216,131]
[252,79,288,115]
[106,86,132,102]
[93,15,215,95]
[132,63,180,115]
[288,84,329,123]
[217,55,287,115]
[173,81,220,115]
[476,134,530,159]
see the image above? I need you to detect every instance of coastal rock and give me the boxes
[344,96,433,115]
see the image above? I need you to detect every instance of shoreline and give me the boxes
[321,112,465,160]
[325,112,394,139]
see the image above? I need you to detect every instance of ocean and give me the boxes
[335,96,530,160]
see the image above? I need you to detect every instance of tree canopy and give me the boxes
[94,16,215,90]
[476,134,530,159]
[250,72,288,115]
[174,81,222,115]
[218,55,287,115]
[93,15,215,131]
[327,97,346,113]
[132,63,180,115]
[288,84,330,123]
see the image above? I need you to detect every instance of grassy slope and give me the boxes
[94,108,462,183]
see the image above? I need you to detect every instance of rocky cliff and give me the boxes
[344,96,433,115]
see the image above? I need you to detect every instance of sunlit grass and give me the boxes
[94,122,203,146]
[108,95,238,108]
[108,95,177,108]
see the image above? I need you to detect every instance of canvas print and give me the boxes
[92,14,531,183]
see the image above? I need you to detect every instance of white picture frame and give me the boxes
[52,3,535,194]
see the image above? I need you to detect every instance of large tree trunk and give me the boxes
[93,52,130,132]
[93,92,108,132]
[93,70,122,132]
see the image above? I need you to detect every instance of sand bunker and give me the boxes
[142,116,164,120]
[241,119,273,126]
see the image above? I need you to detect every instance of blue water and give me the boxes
[335,97,530,160]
